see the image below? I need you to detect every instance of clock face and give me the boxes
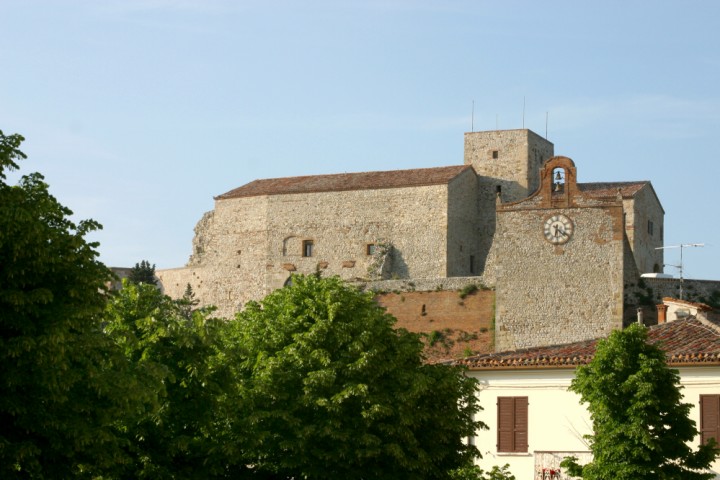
[543,214,574,244]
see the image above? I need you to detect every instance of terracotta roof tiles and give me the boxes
[216,165,473,200]
[454,316,720,370]
[577,181,648,198]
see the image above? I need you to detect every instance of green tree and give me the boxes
[224,274,483,479]
[104,281,246,479]
[561,323,718,479]
[176,282,200,320]
[0,130,147,477]
[129,259,157,285]
[450,464,515,480]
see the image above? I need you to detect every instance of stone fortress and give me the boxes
[157,129,718,355]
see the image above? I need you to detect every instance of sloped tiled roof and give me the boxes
[454,316,720,370]
[216,165,473,200]
[577,181,648,198]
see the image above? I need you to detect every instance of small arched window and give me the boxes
[552,168,566,192]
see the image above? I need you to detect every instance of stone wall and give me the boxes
[159,176,482,318]
[495,206,625,351]
[625,184,664,275]
[493,157,626,351]
[464,129,554,202]
[464,129,554,285]
[627,277,720,322]
[446,168,481,276]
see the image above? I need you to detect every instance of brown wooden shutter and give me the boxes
[497,396,528,452]
[514,396,528,452]
[700,395,720,445]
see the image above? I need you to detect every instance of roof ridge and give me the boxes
[216,164,473,200]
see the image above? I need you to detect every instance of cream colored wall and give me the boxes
[470,366,720,479]
[470,369,590,479]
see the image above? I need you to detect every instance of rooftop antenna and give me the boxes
[522,96,526,129]
[545,111,549,139]
[471,100,474,132]
[655,243,705,300]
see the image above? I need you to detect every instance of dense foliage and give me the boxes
[450,464,515,480]
[128,259,157,285]
[0,130,144,477]
[561,323,719,480]
[0,130,486,478]
[104,281,246,478]
[224,274,484,479]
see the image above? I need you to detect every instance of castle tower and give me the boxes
[464,129,554,202]
[464,129,554,278]
[493,156,626,351]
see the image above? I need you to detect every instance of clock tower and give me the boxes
[493,157,627,351]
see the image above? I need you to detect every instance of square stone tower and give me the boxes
[464,129,554,202]
[465,129,554,279]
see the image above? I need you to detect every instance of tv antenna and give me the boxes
[655,243,705,300]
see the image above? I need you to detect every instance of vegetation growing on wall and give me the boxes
[367,239,393,280]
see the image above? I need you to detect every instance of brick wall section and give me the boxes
[376,289,496,362]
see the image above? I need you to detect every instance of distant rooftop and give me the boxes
[216,165,473,200]
[454,314,720,370]
[577,181,648,198]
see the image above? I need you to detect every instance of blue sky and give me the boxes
[1,0,719,280]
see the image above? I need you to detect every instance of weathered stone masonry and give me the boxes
[157,128,690,352]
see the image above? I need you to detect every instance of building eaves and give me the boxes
[215,165,473,200]
[454,316,720,370]
[577,181,648,199]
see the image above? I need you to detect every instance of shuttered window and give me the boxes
[700,395,720,446]
[497,396,528,453]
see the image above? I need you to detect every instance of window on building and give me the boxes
[366,243,377,255]
[648,220,654,236]
[701,395,720,446]
[470,255,475,274]
[492,150,499,159]
[302,240,314,257]
[497,396,528,453]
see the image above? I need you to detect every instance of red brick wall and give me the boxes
[376,289,495,362]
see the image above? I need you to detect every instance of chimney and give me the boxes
[656,303,668,324]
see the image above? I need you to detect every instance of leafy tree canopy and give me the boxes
[450,463,516,480]
[104,280,246,479]
[223,274,483,479]
[129,259,157,285]
[0,130,145,477]
[561,323,719,480]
